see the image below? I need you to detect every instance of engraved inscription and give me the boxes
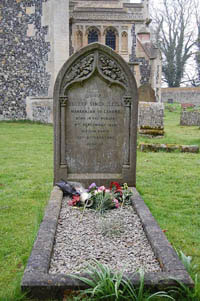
[66,74,125,174]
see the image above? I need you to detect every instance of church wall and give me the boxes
[0,0,50,120]
[0,0,69,121]
[71,23,134,62]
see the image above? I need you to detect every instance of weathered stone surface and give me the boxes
[53,43,138,187]
[21,187,194,299]
[26,97,53,124]
[139,143,199,153]
[181,145,199,153]
[180,109,200,126]
[0,0,69,121]
[138,102,164,136]
[0,0,51,120]
[138,83,156,102]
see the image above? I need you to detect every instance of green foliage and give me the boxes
[167,275,200,301]
[170,250,200,301]
[85,182,133,214]
[91,190,116,214]
[176,249,197,275]
[98,217,125,238]
[71,261,174,300]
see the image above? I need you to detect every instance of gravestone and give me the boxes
[138,83,156,102]
[21,44,194,297]
[54,43,138,187]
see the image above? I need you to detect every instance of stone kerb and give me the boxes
[53,43,138,187]
[21,186,194,299]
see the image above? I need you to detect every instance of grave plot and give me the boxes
[21,186,193,300]
[21,43,193,299]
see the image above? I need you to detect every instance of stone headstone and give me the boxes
[138,102,164,136]
[53,43,138,187]
[138,83,156,102]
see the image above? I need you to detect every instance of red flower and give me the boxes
[71,195,80,206]
[110,182,122,193]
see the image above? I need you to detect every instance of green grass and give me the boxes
[0,121,53,300]
[137,104,200,270]
[0,104,199,300]
[138,103,200,146]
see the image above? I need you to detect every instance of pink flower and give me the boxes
[113,198,120,208]
[98,186,106,192]
[105,189,110,193]
[68,200,74,206]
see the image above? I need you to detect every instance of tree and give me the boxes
[194,3,200,86]
[151,0,198,87]
[191,23,200,86]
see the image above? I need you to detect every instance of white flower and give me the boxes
[80,192,90,203]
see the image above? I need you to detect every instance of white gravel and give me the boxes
[49,197,161,275]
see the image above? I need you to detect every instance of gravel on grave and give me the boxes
[49,197,162,275]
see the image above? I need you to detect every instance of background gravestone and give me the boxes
[54,43,138,187]
[138,83,156,102]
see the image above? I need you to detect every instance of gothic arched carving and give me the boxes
[121,31,128,53]
[60,49,129,93]
[76,30,83,50]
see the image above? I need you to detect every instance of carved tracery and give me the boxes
[98,54,128,87]
[61,54,95,91]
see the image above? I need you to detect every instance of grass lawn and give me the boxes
[0,104,199,300]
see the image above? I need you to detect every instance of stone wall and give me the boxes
[26,97,53,123]
[161,87,200,105]
[180,109,200,126]
[0,0,69,121]
[0,0,50,120]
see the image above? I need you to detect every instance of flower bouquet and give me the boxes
[68,182,133,214]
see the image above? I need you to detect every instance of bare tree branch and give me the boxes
[151,0,198,87]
